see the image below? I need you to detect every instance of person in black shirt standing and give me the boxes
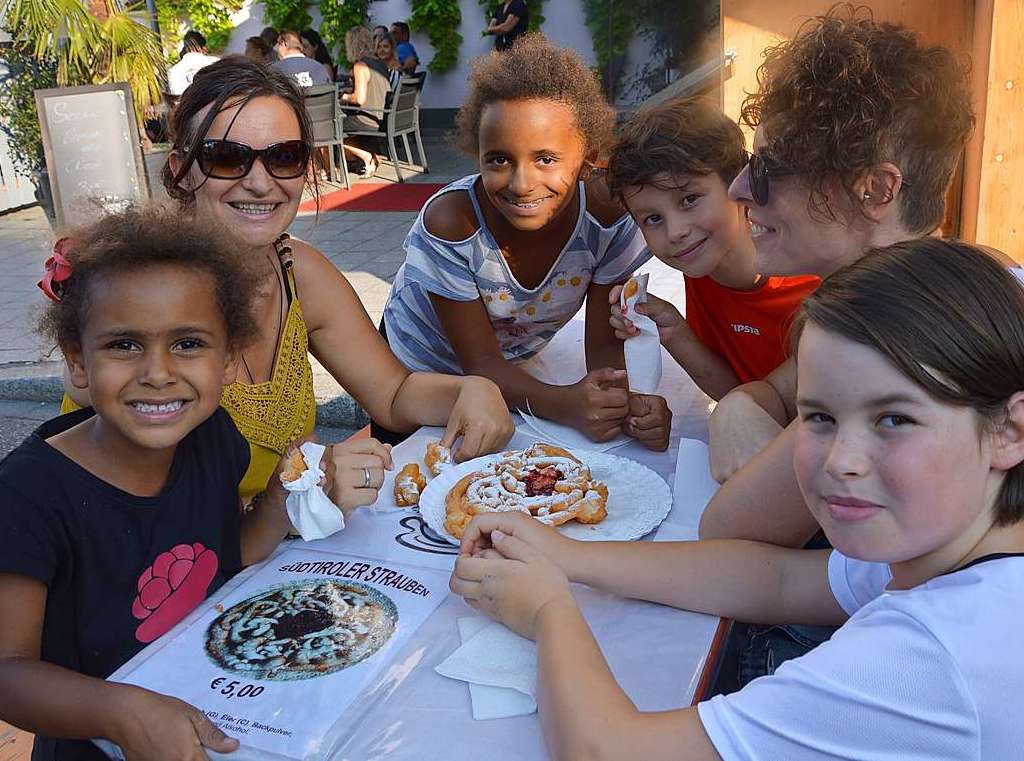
[485,0,529,51]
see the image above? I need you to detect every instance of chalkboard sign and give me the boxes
[35,82,149,228]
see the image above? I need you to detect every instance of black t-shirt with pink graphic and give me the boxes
[0,406,248,761]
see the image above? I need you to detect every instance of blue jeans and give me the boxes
[736,622,837,687]
[735,531,838,688]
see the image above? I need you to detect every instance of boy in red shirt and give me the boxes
[606,97,818,399]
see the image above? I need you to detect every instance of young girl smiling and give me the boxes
[381,34,668,449]
[451,239,1024,760]
[0,207,323,761]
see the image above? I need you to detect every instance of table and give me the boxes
[300,257,725,759]
[108,258,726,761]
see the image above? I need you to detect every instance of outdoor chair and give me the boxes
[302,83,349,188]
[339,73,428,183]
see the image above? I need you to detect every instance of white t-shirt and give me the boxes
[168,52,219,95]
[698,551,1024,760]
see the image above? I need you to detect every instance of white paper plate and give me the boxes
[419,450,672,546]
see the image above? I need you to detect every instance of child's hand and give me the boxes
[275,438,336,492]
[459,510,571,562]
[566,368,629,441]
[450,524,575,640]
[444,377,516,462]
[608,286,684,345]
[114,685,238,761]
[330,437,393,513]
[624,393,672,451]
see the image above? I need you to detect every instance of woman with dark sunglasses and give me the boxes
[63,56,514,512]
[700,7,983,544]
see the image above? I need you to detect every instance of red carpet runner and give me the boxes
[300,182,445,213]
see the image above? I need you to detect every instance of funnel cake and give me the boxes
[444,443,608,539]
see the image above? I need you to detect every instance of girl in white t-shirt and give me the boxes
[450,238,1024,761]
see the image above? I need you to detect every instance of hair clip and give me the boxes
[38,237,74,304]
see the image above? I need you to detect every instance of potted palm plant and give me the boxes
[0,0,164,227]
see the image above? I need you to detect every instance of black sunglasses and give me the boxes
[196,139,311,180]
[744,150,913,206]
[745,150,797,206]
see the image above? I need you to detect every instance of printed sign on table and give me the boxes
[104,548,449,760]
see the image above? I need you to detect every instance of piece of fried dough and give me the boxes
[394,463,427,507]
[443,443,608,538]
[425,440,453,476]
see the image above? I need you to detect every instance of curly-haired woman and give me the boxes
[701,5,986,543]
[379,33,670,450]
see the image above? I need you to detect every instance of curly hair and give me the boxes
[607,97,747,202]
[162,56,315,206]
[345,26,374,63]
[741,4,974,234]
[454,33,615,158]
[39,205,262,354]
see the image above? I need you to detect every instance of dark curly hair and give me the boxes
[606,96,747,202]
[795,238,1024,526]
[454,33,615,158]
[742,4,974,234]
[162,55,315,205]
[39,205,262,354]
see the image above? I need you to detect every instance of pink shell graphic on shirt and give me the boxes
[132,543,219,643]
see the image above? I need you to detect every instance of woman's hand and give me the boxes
[113,685,237,761]
[564,368,630,441]
[443,376,515,462]
[624,393,672,451]
[329,438,393,513]
[608,285,684,345]
[450,514,577,640]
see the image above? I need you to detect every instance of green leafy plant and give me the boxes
[3,0,163,111]
[478,0,545,32]
[0,42,58,177]
[622,0,719,104]
[409,0,462,73]
[581,0,635,100]
[158,0,244,55]
[259,0,310,32]
[320,0,377,68]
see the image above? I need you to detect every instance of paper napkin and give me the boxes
[283,442,345,541]
[652,438,719,542]
[435,617,538,720]
[620,273,663,395]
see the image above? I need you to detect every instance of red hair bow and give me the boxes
[38,237,73,304]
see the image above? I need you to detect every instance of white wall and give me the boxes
[223,1,656,109]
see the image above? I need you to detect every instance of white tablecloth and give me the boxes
[303,257,722,759]
[108,258,722,761]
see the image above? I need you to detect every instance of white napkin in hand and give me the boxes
[435,617,537,719]
[282,442,345,541]
[620,272,662,394]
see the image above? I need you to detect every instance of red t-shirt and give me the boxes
[684,274,820,383]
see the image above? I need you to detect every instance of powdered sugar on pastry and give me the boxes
[394,463,426,507]
[444,443,608,538]
[425,441,454,476]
